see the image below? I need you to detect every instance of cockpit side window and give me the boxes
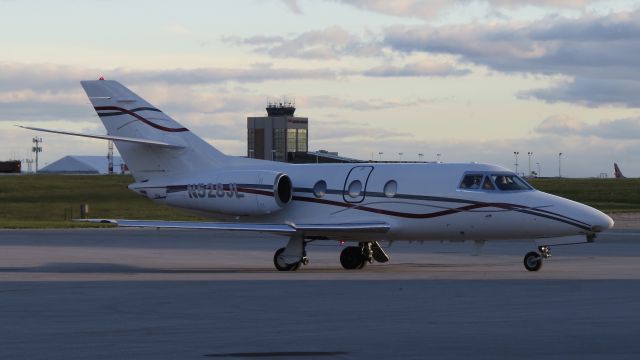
[491,174,532,191]
[459,174,483,189]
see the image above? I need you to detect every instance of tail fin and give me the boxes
[614,163,626,179]
[81,80,229,181]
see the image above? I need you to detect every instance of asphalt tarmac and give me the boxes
[1,228,640,359]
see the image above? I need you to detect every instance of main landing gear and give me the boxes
[523,245,552,272]
[340,241,390,270]
[272,237,390,271]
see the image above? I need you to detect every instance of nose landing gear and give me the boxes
[273,235,308,271]
[523,246,553,272]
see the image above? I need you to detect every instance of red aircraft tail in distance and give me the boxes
[614,163,626,178]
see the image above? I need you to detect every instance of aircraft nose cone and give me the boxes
[590,212,614,233]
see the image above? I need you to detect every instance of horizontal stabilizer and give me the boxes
[77,219,390,236]
[17,125,184,149]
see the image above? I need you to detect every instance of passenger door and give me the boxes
[343,166,374,203]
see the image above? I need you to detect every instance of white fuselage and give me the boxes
[132,161,613,242]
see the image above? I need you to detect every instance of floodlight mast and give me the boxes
[31,137,42,173]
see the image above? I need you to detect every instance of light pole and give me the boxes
[558,152,563,178]
[513,151,520,174]
[378,152,384,161]
[398,152,403,162]
[527,152,533,176]
[418,153,424,162]
[437,153,441,162]
[32,137,42,173]
[536,162,541,177]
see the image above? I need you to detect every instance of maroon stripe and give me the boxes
[95,106,188,132]
[292,195,507,219]
[238,187,520,219]
[237,187,273,196]
[221,187,589,228]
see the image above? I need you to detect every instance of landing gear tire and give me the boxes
[340,246,366,270]
[273,247,302,271]
[523,251,543,272]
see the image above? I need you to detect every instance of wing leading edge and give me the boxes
[80,219,390,237]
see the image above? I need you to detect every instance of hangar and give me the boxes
[39,155,124,174]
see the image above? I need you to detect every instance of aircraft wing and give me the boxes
[17,125,184,149]
[81,219,390,237]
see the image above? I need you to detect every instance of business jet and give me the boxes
[21,79,614,272]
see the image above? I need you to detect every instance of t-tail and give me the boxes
[614,163,626,179]
[80,80,230,181]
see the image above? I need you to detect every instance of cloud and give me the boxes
[0,62,340,93]
[363,60,471,77]
[225,26,383,59]
[311,119,414,141]
[488,0,598,9]
[0,62,343,122]
[329,0,602,19]
[0,89,89,121]
[0,62,441,124]
[329,0,452,19]
[383,9,640,107]
[0,63,96,92]
[519,77,640,108]
[300,95,438,111]
[535,115,640,139]
[281,0,303,14]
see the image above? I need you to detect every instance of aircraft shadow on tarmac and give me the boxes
[0,261,469,274]
[0,262,279,274]
[204,351,350,358]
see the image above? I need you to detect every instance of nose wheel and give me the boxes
[523,246,552,272]
[273,235,308,271]
[523,251,543,271]
[273,247,308,271]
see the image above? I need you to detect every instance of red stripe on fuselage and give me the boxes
[236,186,518,219]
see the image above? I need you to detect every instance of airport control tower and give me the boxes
[247,99,308,162]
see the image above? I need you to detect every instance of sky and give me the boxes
[1,0,640,177]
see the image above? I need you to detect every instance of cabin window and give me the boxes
[383,180,397,198]
[347,180,362,198]
[313,180,327,198]
[459,174,483,189]
[491,174,532,191]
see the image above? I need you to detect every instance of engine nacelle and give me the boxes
[165,170,293,216]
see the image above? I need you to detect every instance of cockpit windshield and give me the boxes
[459,172,533,192]
[491,174,532,191]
